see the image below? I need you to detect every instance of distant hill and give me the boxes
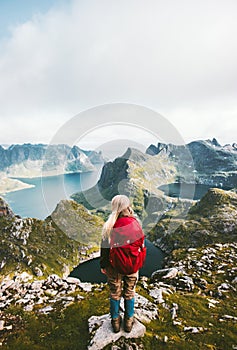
[50,199,104,246]
[146,138,237,188]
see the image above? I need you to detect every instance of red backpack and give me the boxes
[109,216,146,275]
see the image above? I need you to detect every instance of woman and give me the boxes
[100,194,146,333]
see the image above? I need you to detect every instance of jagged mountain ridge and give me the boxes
[0,143,104,177]
[146,138,237,187]
[73,137,237,215]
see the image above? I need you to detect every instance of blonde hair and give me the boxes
[102,195,133,240]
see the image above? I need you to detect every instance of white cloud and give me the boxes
[0,0,237,145]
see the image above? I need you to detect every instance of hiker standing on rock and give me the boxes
[100,195,146,333]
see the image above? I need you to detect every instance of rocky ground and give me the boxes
[0,179,237,349]
[0,241,236,349]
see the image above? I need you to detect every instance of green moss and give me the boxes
[0,199,105,279]
[2,288,109,350]
[137,289,237,350]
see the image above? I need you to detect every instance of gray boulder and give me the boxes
[88,314,146,350]
[151,268,180,281]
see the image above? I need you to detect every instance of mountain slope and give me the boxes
[0,197,104,279]
[149,188,237,252]
[1,241,236,349]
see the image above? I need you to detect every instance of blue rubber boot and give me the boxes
[124,298,135,332]
[110,298,121,333]
[124,297,135,318]
[110,298,120,319]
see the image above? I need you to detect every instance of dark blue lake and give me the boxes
[159,182,231,200]
[70,239,166,283]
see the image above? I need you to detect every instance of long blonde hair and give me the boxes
[102,195,133,240]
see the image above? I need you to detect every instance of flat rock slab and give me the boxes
[88,313,146,350]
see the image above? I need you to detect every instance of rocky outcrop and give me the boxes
[0,198,14,218]
[0,240,236,349]
[88,293,157,350]
[155,242,237,299]
[87,240,237,349]
[0,273,96,313]
[88,314,146,350]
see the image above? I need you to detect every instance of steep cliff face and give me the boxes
[0,144,104,177]
[149,188,237,252]
[72,140,237,246]
[146,138,237,187]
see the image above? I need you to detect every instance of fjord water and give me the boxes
[4,176,224,219]
[3,169,103,219]
[159,182,231,200]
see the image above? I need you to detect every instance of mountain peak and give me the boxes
[211,138,221,147]
[205,138,221,147]
[122,147,149,162]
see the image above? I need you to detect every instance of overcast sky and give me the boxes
[0,0,236,150]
